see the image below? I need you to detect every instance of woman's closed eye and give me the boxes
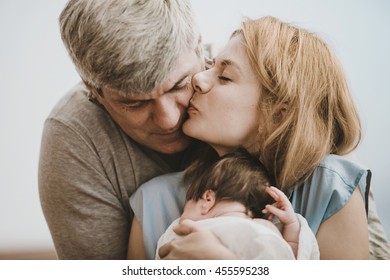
[218,75,232,82]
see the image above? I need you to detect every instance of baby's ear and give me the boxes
[201,190,216,214]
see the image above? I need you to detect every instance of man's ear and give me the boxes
[200,189,216,215]
[83,80,103,101]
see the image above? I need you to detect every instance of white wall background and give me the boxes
[0,0,388,253]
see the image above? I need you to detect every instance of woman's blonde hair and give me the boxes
[240,16,362,189]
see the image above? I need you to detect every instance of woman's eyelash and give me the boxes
[218,76,231,81]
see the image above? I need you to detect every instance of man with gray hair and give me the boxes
[38,0,205,259]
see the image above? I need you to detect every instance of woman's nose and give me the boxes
[191,70,212,94]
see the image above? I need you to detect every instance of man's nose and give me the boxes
[153,97,181,131]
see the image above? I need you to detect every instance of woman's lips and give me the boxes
[187,102,198,113]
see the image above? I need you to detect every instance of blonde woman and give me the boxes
[129,16,389,259]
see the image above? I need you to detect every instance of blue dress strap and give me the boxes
[289,154,371,234]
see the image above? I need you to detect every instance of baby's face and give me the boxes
[179,199,205,223]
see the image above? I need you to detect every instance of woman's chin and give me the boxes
[182,121,197,138]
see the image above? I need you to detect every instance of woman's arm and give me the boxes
[316,188,369,259]
[127,218,146,259]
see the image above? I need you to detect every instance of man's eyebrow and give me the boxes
[116,97,148,104]
[112,74,191,104]
[213,58,242,73]
[113,93,150,104]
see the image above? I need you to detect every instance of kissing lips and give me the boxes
[187,102,199,114]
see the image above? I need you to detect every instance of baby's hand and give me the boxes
[262,186,297,226]
[262,186,300,257]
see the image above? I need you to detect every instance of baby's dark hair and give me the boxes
[185,148,273,218]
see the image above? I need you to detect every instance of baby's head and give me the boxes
[181,149,273,221]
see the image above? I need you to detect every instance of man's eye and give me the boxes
[172,77,191,91]
[218,76,231,82]
[172,84,184,91]
[123,102,148,110]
